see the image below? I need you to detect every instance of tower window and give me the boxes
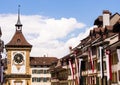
[16,27,22,31]
[17,39,21,43]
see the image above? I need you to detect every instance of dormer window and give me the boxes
[17,39,21,43]
[91,46,97,55]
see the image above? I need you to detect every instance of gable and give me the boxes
[110,13,120,26]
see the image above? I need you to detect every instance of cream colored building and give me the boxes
[3,9,58,85]
[30,57,58,85]
[4,11,32,85]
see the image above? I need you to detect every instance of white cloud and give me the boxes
[0,14,89,58]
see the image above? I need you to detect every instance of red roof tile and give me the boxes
[30,57,58,66]
[5,30,32,47]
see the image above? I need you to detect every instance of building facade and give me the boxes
[50,10,120,85]
[4,10,32,85]
[1,9,120,85]
[30,57,58,85]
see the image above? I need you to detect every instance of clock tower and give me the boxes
[5,7,32,85]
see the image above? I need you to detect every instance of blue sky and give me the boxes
[0,0,120,58]
[1,0,120,26]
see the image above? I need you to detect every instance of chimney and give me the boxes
[103,10,111,28]
[69,46,73,53]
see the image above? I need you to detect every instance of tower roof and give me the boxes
[5,5,32,48]
[15,5,22,27]
[5,31,32,48]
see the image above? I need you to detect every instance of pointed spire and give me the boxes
[15,5,22,31]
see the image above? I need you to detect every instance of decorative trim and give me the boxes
[5,74,31,78]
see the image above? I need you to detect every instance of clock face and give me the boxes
[14,54,23,64]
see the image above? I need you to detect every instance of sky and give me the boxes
[0,0,120,58]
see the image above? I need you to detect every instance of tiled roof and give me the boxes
[5,30,32,47]
[30,57,58,66]
[105,26,113,31]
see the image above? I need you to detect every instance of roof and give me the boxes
[94,11,120,27]
[5,30,32,48]
[30,57,58,66]
[94,16,103,27]
[110,12,120,19]
[5,8,32,48]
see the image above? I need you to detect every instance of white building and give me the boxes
[30,57,58,85]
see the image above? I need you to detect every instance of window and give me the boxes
[81,61,86,71]
[88,60,97,70]
[51,73,56,78]
[37,78,41,82]
[38,70,43,74]
[32,69,43,74]
[112,72,117,83]
[97,61,106,71]
[32,77,42,82]
[111,52,118,65]
[14,81,23,85]
[103,76,107,85]
[98,47,104,59]
[88,62,92,70]
[43,78,47,82]
[96,77,100,85]
[32,77,37,82]
[44,70,47,74]
[103,61,106,70]
[17,39,21,43]
[119,70,120,81]
[81,76,86,85]
[32,70,37,74]
[91,46,97,55]
[97,62,100,71]
[46,70,50,73]
[68,68,71,75]
[94,60,97,69]
[46,77,50,82]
